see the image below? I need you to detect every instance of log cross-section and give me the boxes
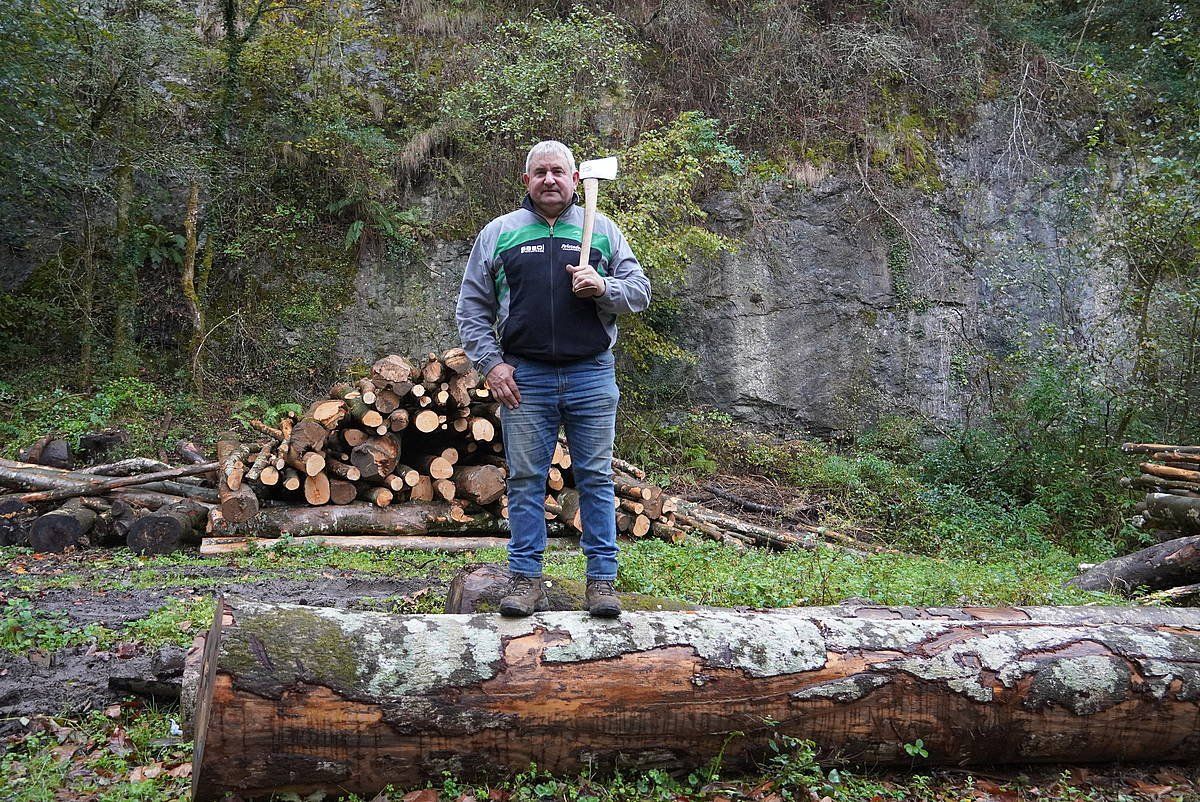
[191,601,1200,801]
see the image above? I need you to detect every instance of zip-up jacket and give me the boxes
[456,194,651,377]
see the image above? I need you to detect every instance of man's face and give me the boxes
[522,152,578,220]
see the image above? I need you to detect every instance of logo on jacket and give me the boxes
[561,243,581,252]
[520,244,545,254]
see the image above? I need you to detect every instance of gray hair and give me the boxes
[524,140,576,175]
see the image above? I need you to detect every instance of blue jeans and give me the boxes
[499,351,619,580]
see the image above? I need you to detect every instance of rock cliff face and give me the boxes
[336,108,1126,435]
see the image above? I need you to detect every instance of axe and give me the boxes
[572,156,618,297]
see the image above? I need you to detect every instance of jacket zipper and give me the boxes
[548,221,557,361]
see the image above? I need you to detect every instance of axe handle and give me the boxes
[576,176,599,275]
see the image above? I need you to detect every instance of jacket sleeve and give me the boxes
[456,225,505,378]
[595,223,651,315]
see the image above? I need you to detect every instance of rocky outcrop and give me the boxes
[336,108,1126,435]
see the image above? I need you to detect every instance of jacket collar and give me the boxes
[521,193,581,225]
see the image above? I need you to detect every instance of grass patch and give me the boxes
[122,596,214,648]
[558,539,1117,608]
[0,598,108,654]
[0,704,191,802]
[0,594,212,655]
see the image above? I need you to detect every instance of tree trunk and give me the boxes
[197,534,580,555]
[1069,534,1200,594]
[127,500,209,555]
[0,457,218,504]
[0,497,38,546]
[111,164,139,375]
[207,501,529,538]
[30,499,97,552]
[1143,493,1200,534]
[190,600,1200,801]
[181,180,205,392]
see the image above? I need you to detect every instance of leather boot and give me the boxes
[585,579,621,617]
[499,574,548,617]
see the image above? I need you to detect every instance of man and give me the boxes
[456,140,651,617]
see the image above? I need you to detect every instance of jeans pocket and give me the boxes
[593,351,615,368]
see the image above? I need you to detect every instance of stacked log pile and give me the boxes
[203,350,706,551]
[1070,443,1200,596]
[0,350,828,555]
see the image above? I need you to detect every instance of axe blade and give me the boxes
[578,156,618,181]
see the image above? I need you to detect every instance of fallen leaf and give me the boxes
[456,796,477,802]
[1129,780,1173,796]
[166,762,192,778]
[130,763,164,781]
[747,780,776,799]
[177,620,193,631]
[104,704,122,719]
[402,790,438,802]
[1154,770,1188,785]
[107,727,133,757]
[116,641,138,658]
[50,744,77,763]
[487,789,510,802]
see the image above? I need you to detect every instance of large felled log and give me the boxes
[1140,462,1200,483]
[208,501,522,538]
[444,564,698,614]
[198,535,578,555]
[0,497,37,546]
[30,499,96,552]
[190,600,1200,801]
[1069,533,1200,593]
[1142,492,1200,533]
[126,500,209,555]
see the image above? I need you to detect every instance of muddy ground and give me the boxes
[0,551,443,732]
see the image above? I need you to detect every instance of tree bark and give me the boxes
[216,432,258,523]
[30,499,97,552]
[127,500,209,555]
[0,457,218,503]
[0,497,37,546]
[1069,533,1200,593]
[197,534,579,555]
[181,180,205,392]
[1143,493,1200,534]
[208,501,525,538]
[190,599,1200,801]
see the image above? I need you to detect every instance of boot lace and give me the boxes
[511,575,539,594]
[589,579,615,595]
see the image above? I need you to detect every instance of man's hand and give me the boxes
[567,263,606,298]
[487,362,521,410]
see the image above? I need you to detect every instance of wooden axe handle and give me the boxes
[576,177,599,277]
